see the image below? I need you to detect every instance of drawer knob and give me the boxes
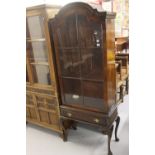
[94,118,100,123]
[67,113,72,117]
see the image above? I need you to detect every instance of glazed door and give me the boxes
[26,14,53,85]
[53,14,105,111]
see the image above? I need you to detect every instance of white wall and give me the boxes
[26,0,46,7]
[26,0,87,7]
[26,0,103,11]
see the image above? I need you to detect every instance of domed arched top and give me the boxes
[59,2,98,15]
[54,2,115,21]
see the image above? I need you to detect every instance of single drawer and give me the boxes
[61,107,108,126]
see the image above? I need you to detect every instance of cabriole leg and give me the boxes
[71,121,77,130]
[107,125,114,155]
[60,118,68,142]
[115,116,120,142]
[60,130,67,142]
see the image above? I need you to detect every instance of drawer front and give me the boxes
[35,95,58,111]
[26,85,56,97]
[61,108,107,126]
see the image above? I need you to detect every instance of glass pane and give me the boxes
[78,15,102,48]
[81,48,103,81]
[27,15,45,39]
[83,81,104,109]
[26,41,48,62]
[32,65,51,85]
[63,78,83,105]
[57,15,78,47]
[60,49,81,78]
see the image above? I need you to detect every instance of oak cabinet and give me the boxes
[26,4,63,134]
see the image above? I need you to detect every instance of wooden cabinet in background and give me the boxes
[49,2,120,155]
[26,4,65,136]
[115,36,129,101]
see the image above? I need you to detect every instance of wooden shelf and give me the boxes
[30,61,49,66]
[27,38,46,42]
[61,76,104,83]
[58,47,103,50]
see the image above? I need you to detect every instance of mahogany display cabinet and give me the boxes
[26,4,67,137]
[49,2,120,155]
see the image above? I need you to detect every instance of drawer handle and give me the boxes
[94,118,100,123]
[67,113,72,117]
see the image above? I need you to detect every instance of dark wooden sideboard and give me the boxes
[49,2,120,155]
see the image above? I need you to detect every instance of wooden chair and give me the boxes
[116,56,129,96]
[115,60,124,103]
[115,36,129,53]
[115,36,129,98]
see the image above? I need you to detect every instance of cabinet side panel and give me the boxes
[106,18,116,108]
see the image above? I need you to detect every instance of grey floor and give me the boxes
[26,95,129,155]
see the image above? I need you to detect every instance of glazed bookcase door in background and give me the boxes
[26,14,53,85]
[26,5,64,135]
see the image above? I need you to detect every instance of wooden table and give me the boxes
[115,36,129,53]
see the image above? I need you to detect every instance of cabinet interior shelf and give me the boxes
[61,76,104,82]
[27,38,46,42]
[30,62,49,66]
[58,47,103,50]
